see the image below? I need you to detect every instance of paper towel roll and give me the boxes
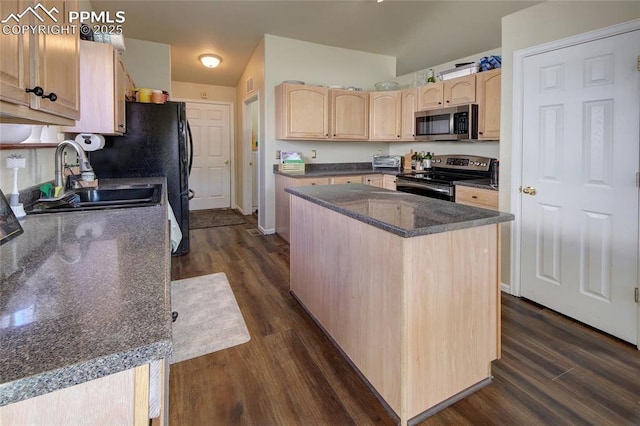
[75,133,105,151]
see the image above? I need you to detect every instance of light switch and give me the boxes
[311,149,317,159]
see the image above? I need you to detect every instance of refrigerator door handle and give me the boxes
[187,121,194,175]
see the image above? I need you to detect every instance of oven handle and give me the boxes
[396,180,452,195]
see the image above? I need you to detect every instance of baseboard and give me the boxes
[259,225,275,235]
[500,282,511,295]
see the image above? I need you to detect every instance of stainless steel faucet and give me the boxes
[54,140,95,189]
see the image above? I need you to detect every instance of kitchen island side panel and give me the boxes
[289,196,404,414]
[405,224,499,418]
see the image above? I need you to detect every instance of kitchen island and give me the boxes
[0,178,172,425]
[286,184,513,425]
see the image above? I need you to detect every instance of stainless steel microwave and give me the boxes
[415,104,478,141]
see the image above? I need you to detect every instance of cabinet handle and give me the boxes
[26,86,44,96]
[118,124,125,128]
[41,92,57,102]
[438,102,442,105]
[479,132,483,135]
[472,195,478,199]
[446,100,450,103]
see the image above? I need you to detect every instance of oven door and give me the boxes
[395,178,454,201]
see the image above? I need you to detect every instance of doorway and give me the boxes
[185,101,232,210]
[242,94,260,220]
[512,22,640,346]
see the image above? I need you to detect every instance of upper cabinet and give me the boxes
[400,88,417,140]
[63,40,129,135]
[369,90,401,141]
[369,88,417,141]
[476,69,501,140]
[418,74,476,110]
[276,83,329,139]
[330,89,368,140]
[0,0,80,125]
[275,83,368,140]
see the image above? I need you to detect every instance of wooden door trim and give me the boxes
[510,19,640,307]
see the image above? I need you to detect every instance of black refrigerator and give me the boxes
[89,101,191,255]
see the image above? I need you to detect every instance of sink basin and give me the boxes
[27,184,163,214]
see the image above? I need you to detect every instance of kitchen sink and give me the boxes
[27,184,163,214]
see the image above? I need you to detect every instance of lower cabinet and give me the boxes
[0,360,167,426]
[276,173,397,243]
[455,186,498,210]
[363,174,383,187]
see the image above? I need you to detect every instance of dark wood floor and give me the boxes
[170,215,640,425]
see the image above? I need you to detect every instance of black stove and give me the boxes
[395,155,495,201]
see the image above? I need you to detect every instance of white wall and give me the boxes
[0,148,56,194]
[172,81,236,104]
[500,1,640,290]
[261,34,397,232]
[121,39,171,93]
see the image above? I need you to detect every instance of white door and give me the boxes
[520,30,640,344]
[187,102,231,210]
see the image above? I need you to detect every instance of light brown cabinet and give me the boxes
[400,88,417,140]
[418,74,476,111]
[275,84,368,140]
[455,185,498,210]
[382,174,397,190]
[63,40,128,135]
[330,89,368,140]
[363,174,383,187]
[330,175,364,184]
[369,89,417,142]
[275,83,330,139]
[476,69,501,140]
[0,0,79,125]
[369,91,401,141]
[275,175,330,242]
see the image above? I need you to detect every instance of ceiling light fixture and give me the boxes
[199,54,222,68]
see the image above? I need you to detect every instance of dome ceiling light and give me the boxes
[199,54,222,68]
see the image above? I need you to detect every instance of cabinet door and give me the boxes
[455,186,498,210]
[63,41,124,134]
[443,75,476,106]
[418,82,444,110]
[400,88,417,140]
[363,174,383,187]
[0,0,31,107]
[30,0,80,120]
[476,69,501,140]
[276,84,329,139]
[382,174,397,191]
[331,89,368,140]
[369,91,401,141]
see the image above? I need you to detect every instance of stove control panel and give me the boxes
[432,155,494,172]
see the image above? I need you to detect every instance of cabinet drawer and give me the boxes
[294,177,330,187]
[330,175,363,184]
[455,186,498,210]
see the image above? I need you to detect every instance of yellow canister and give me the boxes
[137,88,152,103]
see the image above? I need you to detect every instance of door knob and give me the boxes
[522,186,537,195]
[224,160,229,164]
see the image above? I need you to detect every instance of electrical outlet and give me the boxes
[276,150,281,160]
[311,149,317,159]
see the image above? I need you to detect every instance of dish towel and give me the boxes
[167,202,182,253]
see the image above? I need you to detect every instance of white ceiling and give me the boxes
[90,0,539,87]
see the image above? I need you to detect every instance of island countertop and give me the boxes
[286,183,513,238]
[0,177,172,407]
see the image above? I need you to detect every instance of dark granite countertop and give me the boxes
[454,178,498,191]
[273,162,401,178]
[286,184,513,238]
[0,177,172,406]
